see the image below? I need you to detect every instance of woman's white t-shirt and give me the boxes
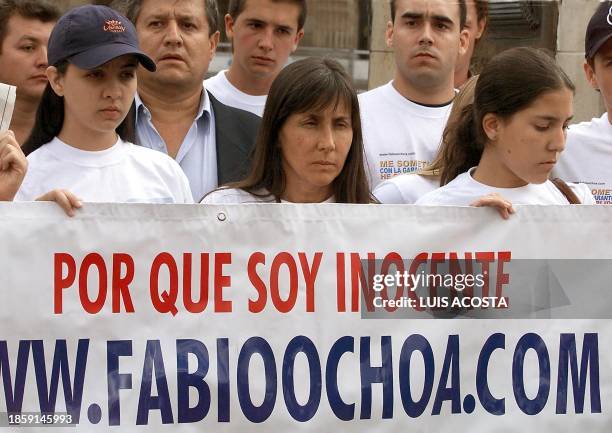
[16,137,194,203]
[416,168,595,206]
[201,187,336,204]
[374,173,440,204]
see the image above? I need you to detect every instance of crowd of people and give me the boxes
[0,0,610,215]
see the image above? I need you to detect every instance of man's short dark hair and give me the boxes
[228,0,307,31]
[110,0,220,35]
[390,0,467,29]
[0,0,60,52]
[474,0,487,23]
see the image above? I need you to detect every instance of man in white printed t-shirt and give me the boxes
[205,0,305,116]
[359,0,468,187]
[554,1,612,204]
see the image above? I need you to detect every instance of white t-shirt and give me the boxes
[205,70,267,117]
[553,112,612,204]
[16,137,194,203]
[416,168,595,206]
[201,187,336,204]
[373,173,440,204]
[359,81,452,188]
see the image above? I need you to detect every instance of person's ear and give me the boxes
[292,28,304,52]
[385,20,394,48]
[224,13,235,39]
[458,28,469,57]
[46,66,64,97]
[584,59,599,91]
[482,113,501,141]
[475,17,487,40]
[209,30,220,58]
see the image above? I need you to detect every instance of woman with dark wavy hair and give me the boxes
[202,57,372,204]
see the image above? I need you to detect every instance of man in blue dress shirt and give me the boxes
[112,0,261,201]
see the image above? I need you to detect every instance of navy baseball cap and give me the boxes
[47,5,156,71]
[585,1,612,60]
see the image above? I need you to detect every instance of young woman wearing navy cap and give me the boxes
[15,5,193,211]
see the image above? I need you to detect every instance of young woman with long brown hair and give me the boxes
[416,47,595,214]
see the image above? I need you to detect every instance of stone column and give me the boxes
[367,0,394,90]
[556,0,606,122]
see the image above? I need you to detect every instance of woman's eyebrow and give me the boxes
[534,115,563,122]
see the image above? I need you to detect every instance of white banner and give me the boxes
[0,203,609,431]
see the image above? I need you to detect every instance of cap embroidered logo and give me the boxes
[104,19,125,33]
[607,6,612,26]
